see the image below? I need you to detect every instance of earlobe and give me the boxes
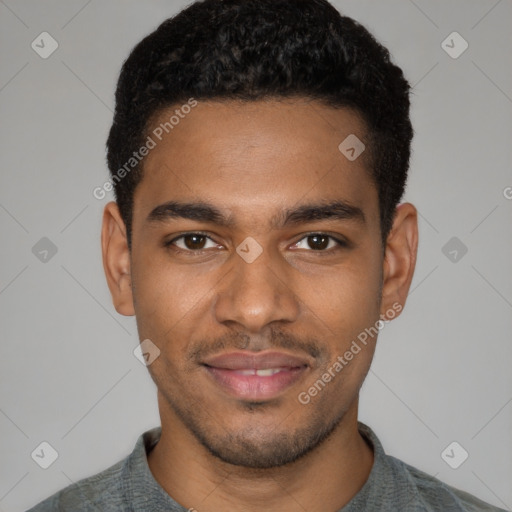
[380,202,418,319]
[101,202,135,316]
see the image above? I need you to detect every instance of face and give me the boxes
[103,99,417,469]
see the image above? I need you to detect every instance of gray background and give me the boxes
[1,1,511,510]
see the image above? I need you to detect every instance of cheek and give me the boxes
[303,279,381,396]
[302,267,380,401]
[298,256,382,341]
[131,250,210,321]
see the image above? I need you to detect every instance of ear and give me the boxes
[380,202,418,319]
[101,202,135,316]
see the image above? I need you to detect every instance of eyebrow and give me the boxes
[146,199,366,229]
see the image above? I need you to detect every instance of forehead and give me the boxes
[133,99,379,231]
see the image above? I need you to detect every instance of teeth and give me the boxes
[237,369,257,376]
[256,368,282,376]
[236,368,284,376]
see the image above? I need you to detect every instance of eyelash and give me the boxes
[164,232,348,255]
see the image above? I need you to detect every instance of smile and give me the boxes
[201,350,312,401]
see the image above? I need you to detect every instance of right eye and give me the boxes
[165,233,222,253]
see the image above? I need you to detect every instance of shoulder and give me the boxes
[393,456,507,512]
[26,427,162,511]
[355,422,507,512]
[26,457,128,512]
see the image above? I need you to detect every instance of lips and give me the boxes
[203,350,311,370]
[202,350,311,401]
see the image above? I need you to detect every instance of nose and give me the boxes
[213,243,300,334]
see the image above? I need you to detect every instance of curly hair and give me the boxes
[106,0,413,248]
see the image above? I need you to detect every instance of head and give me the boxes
[103,0,418,469]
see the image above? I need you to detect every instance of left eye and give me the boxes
[292,234,345,251]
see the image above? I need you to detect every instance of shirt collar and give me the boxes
[121,422,417,511]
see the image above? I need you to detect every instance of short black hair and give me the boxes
[106,0,413,248]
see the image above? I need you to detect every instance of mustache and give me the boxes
[186,327,326,364]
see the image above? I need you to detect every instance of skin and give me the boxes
[102,98,418,512]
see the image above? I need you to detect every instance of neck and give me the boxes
[147,395,374,512]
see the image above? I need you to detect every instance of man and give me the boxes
[28,0,506,510]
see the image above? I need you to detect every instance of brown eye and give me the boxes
[293,233,345,252]
[307,235,330,250]
[183,234,207,250]
[167,233,219,251]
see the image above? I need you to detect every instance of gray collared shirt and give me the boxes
[27,422,507,511]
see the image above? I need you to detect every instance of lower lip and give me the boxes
[204,366,308,400]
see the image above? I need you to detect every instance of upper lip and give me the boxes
[202,350,311,370]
